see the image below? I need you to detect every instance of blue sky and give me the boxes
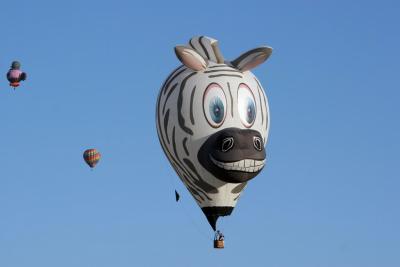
[0,0,399,266]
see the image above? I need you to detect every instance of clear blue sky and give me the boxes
[0,0,399,266]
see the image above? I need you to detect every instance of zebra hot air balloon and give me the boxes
[156,36,272,242]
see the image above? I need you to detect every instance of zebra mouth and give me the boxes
[197,127,266,183]
[210,156,265,173]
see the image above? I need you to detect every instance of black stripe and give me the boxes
[173,162,210,202]
[160,65,181,92]
[162,65,184,92]
[172,127,178,159]
[157,97,210,201]
[187,184,205,202]
[189,38,196,49]
[204,69,241,74]
[208,74,243,79]
[208,64,228,68]
[231,47,269,68]
[182,137,189,156]
[157,69,214,202]
[183,173,211,201]
[156,90,169,150]
[182,173,205,202]
[157,93,174,159]
[172,163,203,202]
[254,77,263,92]
[254,77,268,126]
[199,36,210,59]
[164,109,170,144]
[157,96,182,168]
[163,67,186,95]
[232,182,247,194]
[189,86,196,125]
[172,131,212,200]
[177,72,197,135]
[227,82,233,118]
[164,142,211,202]
[263,90,268,127]
[183,158,218,194]
[257,85,264,125]
[162,83,178,114]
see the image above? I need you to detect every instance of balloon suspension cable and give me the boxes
[180,197,211,241]
[166,173,210,241]
[218,215,232,234]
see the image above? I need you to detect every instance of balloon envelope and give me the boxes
[156,36,272,231]
[83,149,101,168]
[6,61,27,88]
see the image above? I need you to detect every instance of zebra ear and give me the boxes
[174,46,208,71]
[231,46,272,72]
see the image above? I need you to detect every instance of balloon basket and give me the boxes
[10,82,19,88]
[214,240,224,249]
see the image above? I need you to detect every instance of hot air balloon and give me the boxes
[6,61,27,89]
[83,149,101,169]
[156,36,272,248]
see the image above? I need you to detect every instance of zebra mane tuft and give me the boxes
[188,36,224,64]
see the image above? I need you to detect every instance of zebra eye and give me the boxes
[203,83,226,128]
[238,83,256,128]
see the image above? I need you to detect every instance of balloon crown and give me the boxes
[11,61,21,69]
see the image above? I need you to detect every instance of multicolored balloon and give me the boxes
[83,149,101,168]
[156,36,272,232]
[6,61,27,89]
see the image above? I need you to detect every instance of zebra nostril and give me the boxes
[221,137,234,152]
[253,136,263,151]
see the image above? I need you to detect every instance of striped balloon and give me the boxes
[83,149,101,168]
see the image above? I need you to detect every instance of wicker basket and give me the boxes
[10,82,20,87]
[214,240,224,249]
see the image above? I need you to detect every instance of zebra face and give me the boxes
[156,36,272,218]
[195,70,268,183]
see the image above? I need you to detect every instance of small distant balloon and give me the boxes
[6,61,27,89]
[83,149,101,169]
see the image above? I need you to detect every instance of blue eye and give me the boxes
[209,97,225,124]
[245,97,256,124]
[204,83,227,127]
[238,84,257,127]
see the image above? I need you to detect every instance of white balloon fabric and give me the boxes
[156,36,272,230]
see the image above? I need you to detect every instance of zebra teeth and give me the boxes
[245,159,251,167]
[210,156,265,173]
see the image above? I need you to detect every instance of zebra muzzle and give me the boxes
[198,127,266,183]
